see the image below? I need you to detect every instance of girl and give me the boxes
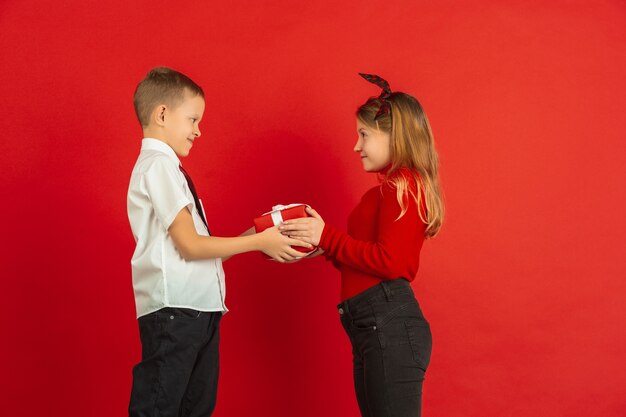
[279,73,444,417]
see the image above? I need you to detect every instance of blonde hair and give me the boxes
[133,67,204,127]
[356,92,444,238]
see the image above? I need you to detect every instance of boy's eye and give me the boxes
[191,118,197,123]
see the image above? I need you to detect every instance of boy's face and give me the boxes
[162,91,205,157]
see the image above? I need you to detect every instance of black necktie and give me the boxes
[179,165,211,234]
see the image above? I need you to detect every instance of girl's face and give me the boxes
[354,119,391,172]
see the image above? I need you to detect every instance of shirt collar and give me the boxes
[141,138,181,166]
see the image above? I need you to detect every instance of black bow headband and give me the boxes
[359,73,392,120]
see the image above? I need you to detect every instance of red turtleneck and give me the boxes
[318,168,427,301]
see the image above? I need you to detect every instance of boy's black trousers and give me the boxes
[129,307,222,417]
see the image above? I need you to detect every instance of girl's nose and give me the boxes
[354,139,362,153]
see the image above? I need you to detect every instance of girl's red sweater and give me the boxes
[318,168,426,301]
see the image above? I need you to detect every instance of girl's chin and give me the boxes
[362,162,383,173]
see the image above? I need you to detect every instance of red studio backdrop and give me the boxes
[1,1,625,416]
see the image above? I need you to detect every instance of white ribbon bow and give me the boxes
[263,203,309,226]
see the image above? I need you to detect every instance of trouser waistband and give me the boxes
[337,278,412,315]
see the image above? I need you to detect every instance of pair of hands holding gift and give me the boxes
[253,205,325,263]
[278,206,324,245]
[278,207,324,263]
[277,206,325,262]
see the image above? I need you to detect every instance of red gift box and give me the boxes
[254,204,317,257]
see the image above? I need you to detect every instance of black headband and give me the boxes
[359,73,392,120]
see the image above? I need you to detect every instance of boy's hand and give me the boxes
[259,226,313,263]
[278,207,325,246]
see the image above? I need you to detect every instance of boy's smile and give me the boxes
[162,91,205,157]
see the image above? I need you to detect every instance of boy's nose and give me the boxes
[194,129,201,138]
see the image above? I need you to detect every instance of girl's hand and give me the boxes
[279,207,325,246]
[259,226,313,263]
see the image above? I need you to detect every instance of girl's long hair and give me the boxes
[357,92,444,238]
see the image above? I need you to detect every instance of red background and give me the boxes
[1,1,625,416]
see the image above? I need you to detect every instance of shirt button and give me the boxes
[338,308,344,315]
[170,315,175,320]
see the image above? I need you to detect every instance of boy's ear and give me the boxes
[153,105,167,127]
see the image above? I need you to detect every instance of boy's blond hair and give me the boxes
[134,67,204,127]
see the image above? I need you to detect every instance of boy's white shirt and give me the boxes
[127,138,227,318]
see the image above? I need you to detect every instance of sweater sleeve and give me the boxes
[318,181,425,279]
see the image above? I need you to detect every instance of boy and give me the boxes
[127,67,309,417]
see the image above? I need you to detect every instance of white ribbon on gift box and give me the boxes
[262,203,310,226]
